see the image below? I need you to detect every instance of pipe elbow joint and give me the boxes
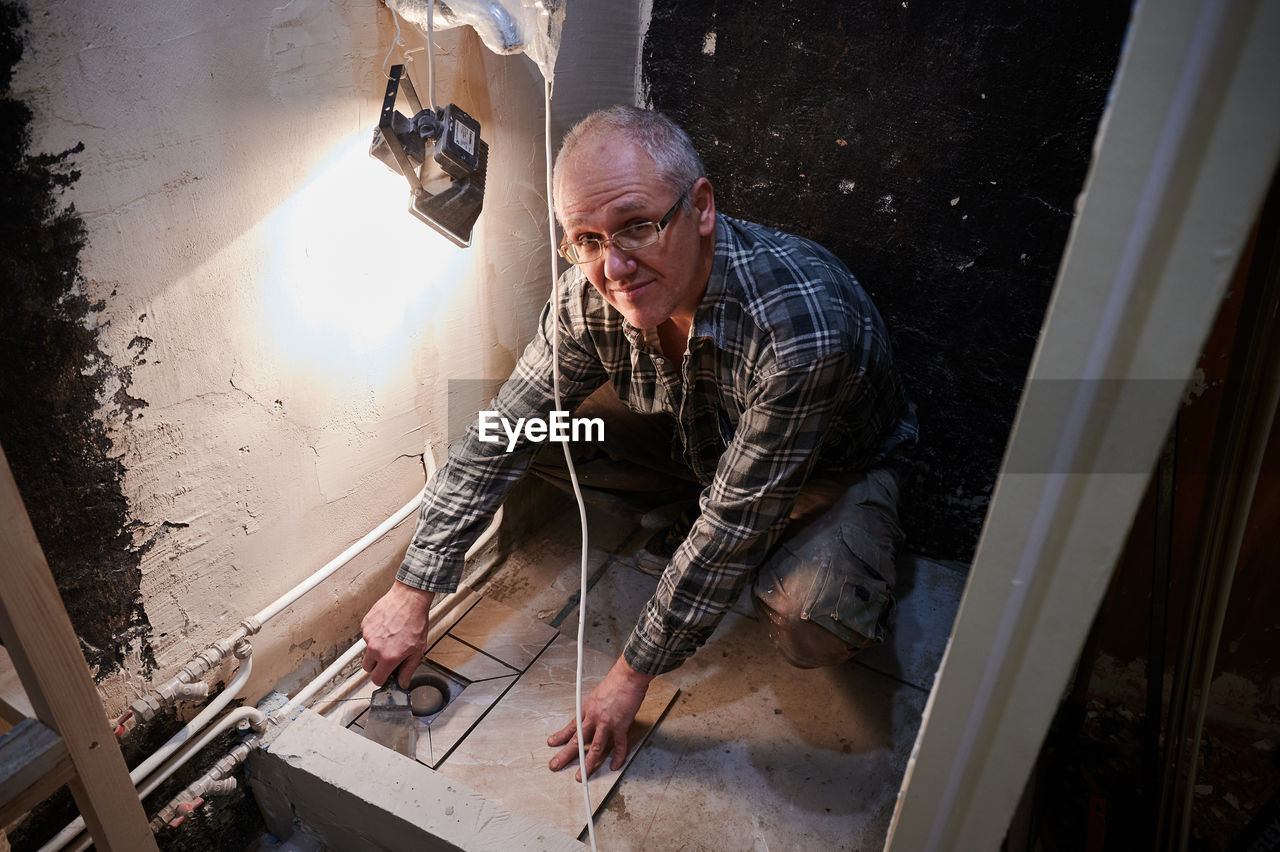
[130,694,164,723]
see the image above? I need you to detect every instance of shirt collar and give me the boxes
[690,213,731,348]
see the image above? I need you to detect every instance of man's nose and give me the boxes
[602,242,635,279]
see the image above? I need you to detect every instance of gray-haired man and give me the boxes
[361,106,917,780]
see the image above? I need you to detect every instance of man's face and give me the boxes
[556,135,715,330]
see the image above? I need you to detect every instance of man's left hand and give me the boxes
[547,655,654,781]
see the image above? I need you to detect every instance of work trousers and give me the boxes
[531,385,902,669]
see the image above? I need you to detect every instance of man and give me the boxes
[361,106,917,781]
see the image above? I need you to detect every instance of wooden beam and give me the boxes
[0,444,157,851]
[0,647,35,729]
[0,718,74,827]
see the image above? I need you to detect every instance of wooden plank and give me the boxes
[0,647,34,728]
[0,718,74,826]
[0,444,158,851]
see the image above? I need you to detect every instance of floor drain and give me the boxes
[400,662,467,724]
[409,680,447,716]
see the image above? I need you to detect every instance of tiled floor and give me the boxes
[331,497,966,849]
[480,502,968,850]
[439,632,678,834]
[342,594,680,839]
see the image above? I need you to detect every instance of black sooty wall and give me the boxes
[643,0,1132,561]
[0,1,155,678]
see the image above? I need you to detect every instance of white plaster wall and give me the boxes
[12,0,554,707]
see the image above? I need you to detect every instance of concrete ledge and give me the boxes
[248,710,581,851]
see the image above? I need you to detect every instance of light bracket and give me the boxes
[370,64,488,247]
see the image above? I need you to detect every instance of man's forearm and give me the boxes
[610,652,657,690]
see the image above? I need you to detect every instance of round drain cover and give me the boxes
[410,684,445,716]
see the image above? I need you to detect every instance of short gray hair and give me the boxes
[553,106,705,220]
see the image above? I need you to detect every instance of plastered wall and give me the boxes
[8,0,557,709]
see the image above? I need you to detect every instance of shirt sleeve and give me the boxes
[396,291,605,593]
[622,351,864,675]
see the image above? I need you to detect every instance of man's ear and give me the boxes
[691,176,716,237]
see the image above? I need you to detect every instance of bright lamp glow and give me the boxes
[261,130,471,377]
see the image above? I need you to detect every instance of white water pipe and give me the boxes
[59,707,268,852]
[103,501,509,848]
[145,447,475,713]
[42,659,256,852]
[277,638,368,721]
[131,519,509,844]
[254,486,428,625]
[137,707,266,805]
[128,486,429,725]
[141,447,492,716]
[132,658,255,790]
[146,739,256,830]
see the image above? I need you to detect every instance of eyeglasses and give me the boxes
[558,185,691,265]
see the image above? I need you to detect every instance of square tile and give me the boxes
[373,488,960,852]
[553,559,655,652]
[347,656,512,767]
[415,673,517,768]
[448,595,559,671]
[427,634,521,682]
[437,634,679,839]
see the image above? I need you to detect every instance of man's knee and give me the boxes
[752,585,864,668]
[751,467,903,669]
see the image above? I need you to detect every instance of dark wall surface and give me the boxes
[0,1,154,677]
[643,0,1131,560]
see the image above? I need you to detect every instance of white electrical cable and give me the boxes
[543,78,598,851]
[382,4,405,79]
[383,3,434,113]
[426,0,438,112]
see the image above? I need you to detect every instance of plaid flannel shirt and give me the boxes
[398,214,917,675]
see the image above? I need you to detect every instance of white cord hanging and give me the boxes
[543,76,599,852]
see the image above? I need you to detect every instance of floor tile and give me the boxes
[350,673,517,768]
[855,553,968,690]
[437,634,680,839]
[553,558,659,653]
[448,595,559,671]
[372,478,961,852]
[427,634,521,682]
[415,673,517,768]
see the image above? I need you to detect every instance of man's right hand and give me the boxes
[361,582,435,689]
